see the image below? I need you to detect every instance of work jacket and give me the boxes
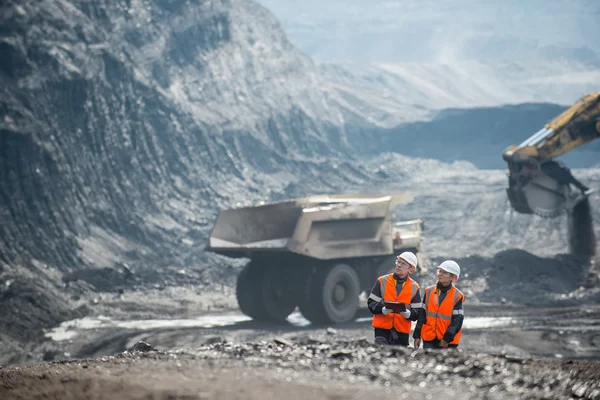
[420,284,464,344]
[370,274,420,333]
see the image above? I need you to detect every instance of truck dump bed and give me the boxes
[206,194,417,260]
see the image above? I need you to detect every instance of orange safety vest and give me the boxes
[421,285,465,344]
[372,275,420,334]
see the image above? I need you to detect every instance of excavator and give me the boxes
[502,91,600,255]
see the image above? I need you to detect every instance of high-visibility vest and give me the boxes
[372,275,419,333]
[421,285,465,344]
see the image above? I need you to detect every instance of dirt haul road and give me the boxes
[2,259,600,399]
[2,270,600,400]
[3,233,600,398]
[1,332,600,400]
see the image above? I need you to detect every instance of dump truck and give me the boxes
[206,193,424,324]
[502,91,600,255]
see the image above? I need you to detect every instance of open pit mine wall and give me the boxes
[0,0,364,275]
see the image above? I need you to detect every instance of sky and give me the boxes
[255,0,600,63]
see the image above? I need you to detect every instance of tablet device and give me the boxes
[384,301,406,313]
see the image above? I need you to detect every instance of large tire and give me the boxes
[236,261,268,320]
[298,266,322,323]
[300,263,360,325]
[236,261,297,322]
[259,266,298,321]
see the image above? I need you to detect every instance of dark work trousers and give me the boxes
[374,328,409,347]
[423,338,459,349]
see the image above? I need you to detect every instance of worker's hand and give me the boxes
[381,307,393,315]
[400,309,411,319]
[439,340,449,348]
[413,338,421,349]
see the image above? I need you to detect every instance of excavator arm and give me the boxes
[502,92,600,217]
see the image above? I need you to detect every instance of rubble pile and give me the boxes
[186,338,600,399]
[3,339,598,400]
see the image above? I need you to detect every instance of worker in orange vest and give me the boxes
[413,260,464,349]
[367,252,422,346]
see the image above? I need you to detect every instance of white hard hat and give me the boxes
[439,260,460,278]
[398,251,418,268]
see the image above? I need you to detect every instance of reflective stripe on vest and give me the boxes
[421,285,464,344]
[372,275,419,333]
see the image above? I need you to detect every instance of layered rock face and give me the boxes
[0,0,358,277]
[0,0,368,359]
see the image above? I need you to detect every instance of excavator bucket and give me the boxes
[506,171,595,256]
[506,173,588,217]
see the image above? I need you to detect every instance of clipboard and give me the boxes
[384,301,406,313]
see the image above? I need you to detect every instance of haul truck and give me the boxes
[206,194,423,324]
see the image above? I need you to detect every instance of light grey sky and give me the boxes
[255,0,600,63]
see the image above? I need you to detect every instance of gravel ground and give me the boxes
[2,278,600,400]
[2,339,600,400]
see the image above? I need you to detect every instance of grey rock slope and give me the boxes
[0,0,370,358]
[355,103,600,169]
[0,0,356,276]
[319,61,600,127]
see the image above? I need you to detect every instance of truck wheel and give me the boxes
[237,261,297,322]
[236,261,268,320]
[259,266,297,321]
[300,263,360,324]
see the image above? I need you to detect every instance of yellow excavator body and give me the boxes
[502,92,600,217]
